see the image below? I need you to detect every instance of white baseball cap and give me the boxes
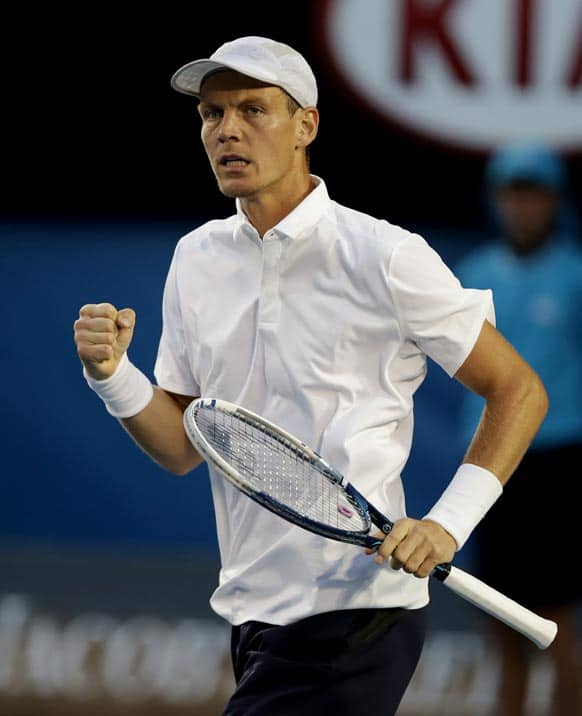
[170,35,318,108]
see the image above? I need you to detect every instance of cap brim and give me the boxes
[171,58,280,97]
[170,60,230,96]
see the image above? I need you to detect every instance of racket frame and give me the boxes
[183,398,374,546]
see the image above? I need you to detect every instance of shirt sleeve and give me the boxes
[153,241,201,396]
[388,233,495,377]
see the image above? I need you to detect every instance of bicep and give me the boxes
[454,319,534,398]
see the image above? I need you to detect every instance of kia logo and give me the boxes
[317,0,582,153]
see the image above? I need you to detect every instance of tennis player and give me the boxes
[73,36,549,715]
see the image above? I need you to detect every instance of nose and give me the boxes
[218,109,242,143]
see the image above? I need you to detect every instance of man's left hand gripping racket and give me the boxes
[183,398,557,649]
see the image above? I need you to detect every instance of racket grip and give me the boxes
[437,565,557,649]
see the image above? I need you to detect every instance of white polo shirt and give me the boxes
[154,176,494,626]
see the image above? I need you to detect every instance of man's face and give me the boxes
[198,71,304,199]
[492,182,559,253]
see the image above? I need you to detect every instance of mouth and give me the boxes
[219,154,251,169]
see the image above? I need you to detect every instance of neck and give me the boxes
[509,231,551,257]
[240,170,314,238]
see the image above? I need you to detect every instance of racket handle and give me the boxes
[436,564,558,649]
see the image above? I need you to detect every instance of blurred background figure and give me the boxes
[455,141,582,716]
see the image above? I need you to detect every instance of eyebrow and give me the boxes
[198,93,279,110]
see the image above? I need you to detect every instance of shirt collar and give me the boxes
[233,175,330,242]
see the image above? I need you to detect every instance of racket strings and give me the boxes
[194,407,368,532]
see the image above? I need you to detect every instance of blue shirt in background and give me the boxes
[455,237,582,449]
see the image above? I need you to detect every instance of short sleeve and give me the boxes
[389,233,495,377]
[153,241,200,396]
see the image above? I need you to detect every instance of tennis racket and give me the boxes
[183,398,557,649]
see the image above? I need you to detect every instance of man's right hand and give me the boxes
[74,303,136,380]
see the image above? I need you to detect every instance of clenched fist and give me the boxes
[74,303,136,380]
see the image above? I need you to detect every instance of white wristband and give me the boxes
[83,353,154,418]
[423,463,503,551]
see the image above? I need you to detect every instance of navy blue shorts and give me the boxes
[223,606,427,716]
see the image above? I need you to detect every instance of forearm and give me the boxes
[423,322,549,551]
[463,368,548,484]
[119,385,204,475]
[75,303,203,475]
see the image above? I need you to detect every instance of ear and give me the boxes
[295,107,319,149]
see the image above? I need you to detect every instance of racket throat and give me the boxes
[432,562,452,581]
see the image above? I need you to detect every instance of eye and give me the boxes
[246,106,263,116]
[201,108,221,120]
